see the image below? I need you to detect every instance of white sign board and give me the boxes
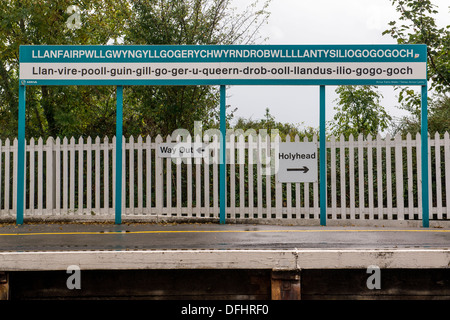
[157,143,207,158]
[277,142,318,183]
[19,44,427,86]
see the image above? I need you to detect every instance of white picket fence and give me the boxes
[0,132,449,222]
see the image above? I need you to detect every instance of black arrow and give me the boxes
[287,166,309,173]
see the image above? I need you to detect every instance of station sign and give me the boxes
[19,44,427,86]
[277,142,318,183]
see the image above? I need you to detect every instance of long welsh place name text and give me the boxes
[30,65,415,78]
[30,48,417,60]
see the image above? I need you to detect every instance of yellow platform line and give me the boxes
[0,228,448,237]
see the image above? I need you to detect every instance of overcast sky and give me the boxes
[227,0,449,131]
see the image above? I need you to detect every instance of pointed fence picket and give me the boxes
[0,133,449,222]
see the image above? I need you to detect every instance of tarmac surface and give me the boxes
[0,222,448,252]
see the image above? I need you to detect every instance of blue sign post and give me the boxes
[421,84,429,228]
[17,84,26,225]
[320,85,326,226]
[115,86,124,225]
[18,44,428,226]
[220,85,227,224]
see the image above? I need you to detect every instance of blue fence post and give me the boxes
[17,84,26,225]
[220,85,226,224]
[115,85,123,225]
[320,85,327,226]
[421,84,429,228]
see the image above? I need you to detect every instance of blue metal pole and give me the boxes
[115,86,123,225]
[220,85,226,224]
[17,85,26,225]
[320,85,327,226]
[421,84,429,228]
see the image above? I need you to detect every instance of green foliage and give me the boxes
[393,93,450,136]
[0,0,132,139]
[123,0,271,137]
[383,0,450,93]
[0,0,271,139]
[232,108,318,140]
[125,0,270,46]
[329,86,392,139]
[383,0,450,136]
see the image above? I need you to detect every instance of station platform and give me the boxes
[0,222,448,300]
[0,222,448,270]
